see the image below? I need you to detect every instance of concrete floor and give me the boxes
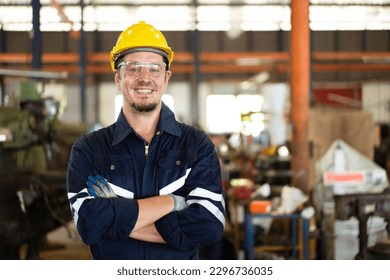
[21,222,92,260]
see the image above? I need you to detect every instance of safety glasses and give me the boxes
[117,61,167,77]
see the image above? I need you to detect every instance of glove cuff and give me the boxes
[168,194,177,211]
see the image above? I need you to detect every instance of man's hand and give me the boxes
[169,194,188,211]
[86,175,117,198]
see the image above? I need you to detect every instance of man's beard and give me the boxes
[130,101,158,113]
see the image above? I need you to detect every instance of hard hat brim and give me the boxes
[114,47,169,69]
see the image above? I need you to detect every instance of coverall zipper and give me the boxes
[144,143,149,157]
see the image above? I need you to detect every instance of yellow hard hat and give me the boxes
[110,21,174,72]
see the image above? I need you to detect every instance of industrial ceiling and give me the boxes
[0,0,389,32]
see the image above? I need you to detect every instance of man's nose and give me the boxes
[139,67,151,79]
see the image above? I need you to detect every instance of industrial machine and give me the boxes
[0,79,73,259]
[314,139,390,259]
[334,189,390,259]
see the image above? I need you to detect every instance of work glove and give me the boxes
[169,194,188,211]
[86,175,117,198]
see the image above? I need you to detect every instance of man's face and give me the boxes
[115,51,171,114]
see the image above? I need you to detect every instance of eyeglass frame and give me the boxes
[116,60,168,77]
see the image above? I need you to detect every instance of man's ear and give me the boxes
[114,71,121,91]
[165,70,172,82]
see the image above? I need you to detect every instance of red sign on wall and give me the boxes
[313,87,362,108]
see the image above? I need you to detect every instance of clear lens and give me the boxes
[118,61,166,77]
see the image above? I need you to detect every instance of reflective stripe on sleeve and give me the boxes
[159,168,192,195]
[187,199,225,226]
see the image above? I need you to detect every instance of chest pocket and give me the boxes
[93,154,135,192]
[157,150,197,194]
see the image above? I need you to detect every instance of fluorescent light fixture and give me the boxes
[197,6,230,23]
[198,0,230,3]
[197,22,230,31]
[310,6,390,31]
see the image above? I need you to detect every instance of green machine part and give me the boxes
[20,80,41,101]
[0,107,47,174]
[0,107,33,148]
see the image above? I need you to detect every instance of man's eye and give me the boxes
[128,65,140,73]
[150,66,160,73]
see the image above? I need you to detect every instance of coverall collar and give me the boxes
[112,102,182,146]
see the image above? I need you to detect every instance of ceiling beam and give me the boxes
[0,52,389,75]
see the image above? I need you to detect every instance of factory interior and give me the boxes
[0,0,390,261]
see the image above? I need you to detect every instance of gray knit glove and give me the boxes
[169,194,188,211]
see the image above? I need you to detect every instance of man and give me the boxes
[66,21,225,259]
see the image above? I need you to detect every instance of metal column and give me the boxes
[0,28,4,106]
[79,0,87,123]
[190,0,200,126]
[290,0,310,193]
[32,0,42,70]
[190,29,200,126]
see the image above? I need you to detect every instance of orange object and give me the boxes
[249,200,272,214]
